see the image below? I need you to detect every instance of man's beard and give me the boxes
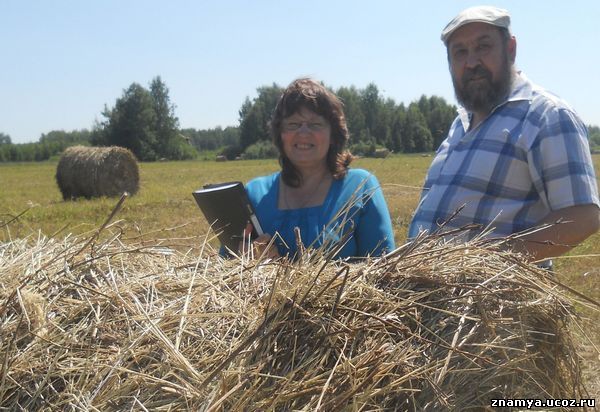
[452,52,514,114]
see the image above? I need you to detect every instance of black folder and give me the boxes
[192,181,263,252]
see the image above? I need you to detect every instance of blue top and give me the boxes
[245,168,395,259]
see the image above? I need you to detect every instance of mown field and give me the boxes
[0,156,430,243]
[1,154,599,394]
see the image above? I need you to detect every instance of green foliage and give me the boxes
[390,104,407,153]
[151,76,181,157]
[336,86,365,144]
[238,84,283,149]
[349,140,376,157]
[243,140,278,159]
[197,149,221,161]
[418,95,456,147]
[92,82,158,160]
[405,103,433,152]
[220,144,243,160]
[162,134,198,160]
[92,76,194,161]
[7,78,598,165]
[360,83,383,142]
[40,129,91,146]
[239,100,266,149]
[182,126,240,151]
[0,132,12,145]
[0,129,91,162]
[589,125,600,150]
[235,81,457,155]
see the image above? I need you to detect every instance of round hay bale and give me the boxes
[55,145,139,200]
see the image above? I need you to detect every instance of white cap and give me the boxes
[441,6,511,45]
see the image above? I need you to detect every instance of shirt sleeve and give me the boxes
[354,173,396,256]
[528,106,600,211]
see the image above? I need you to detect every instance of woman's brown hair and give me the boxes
[271,78,353,187]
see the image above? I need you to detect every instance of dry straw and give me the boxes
[55,145,140,200]
[0,211,597,410]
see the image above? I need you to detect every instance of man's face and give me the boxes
[447,22,515,115]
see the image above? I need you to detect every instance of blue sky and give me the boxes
[2,0,599,144]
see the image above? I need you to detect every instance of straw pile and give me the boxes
[0,226,595,410]
[55,145,139,199]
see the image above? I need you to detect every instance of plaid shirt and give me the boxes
[408,72,599,239]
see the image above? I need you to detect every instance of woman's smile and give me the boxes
[281,107,331,170]
[293,143,315,150]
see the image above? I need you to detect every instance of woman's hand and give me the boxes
[239,223,280,259]
[251,233,280,259]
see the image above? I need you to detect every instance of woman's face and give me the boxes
[280,107,331,171]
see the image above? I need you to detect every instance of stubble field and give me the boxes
[0,156,431,244]
[1,154,599,396]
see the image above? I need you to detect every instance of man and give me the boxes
[408,6,600,264]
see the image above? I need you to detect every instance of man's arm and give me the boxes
[511,204,600,261]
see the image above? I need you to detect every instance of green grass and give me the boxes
[1,154,599,393]
[1,154,598,264]
[0,155,432,242]
[0,158,277,241]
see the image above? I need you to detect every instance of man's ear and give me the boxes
[507,36,517,63]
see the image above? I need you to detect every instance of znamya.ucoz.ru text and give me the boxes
[491,398,595,409]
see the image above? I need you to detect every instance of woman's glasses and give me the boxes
[282,121,327,132]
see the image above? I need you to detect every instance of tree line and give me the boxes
[183,82,600,159]
[231,83,456,159]
[2,78,600,162]
[0,77,195,162]
[180,82,459,160]
[0,130,91,162]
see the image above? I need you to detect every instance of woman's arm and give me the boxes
[355,175,396,256]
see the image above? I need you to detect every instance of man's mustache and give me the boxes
[462,66,492,83]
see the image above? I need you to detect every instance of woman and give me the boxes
[244,78,395,259]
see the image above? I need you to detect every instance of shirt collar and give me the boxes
[457,71,532,131]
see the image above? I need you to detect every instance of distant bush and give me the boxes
[183,126,240,152]
[196,149,220,161]
[243,141,278,160]
[162,136,198,160]
[589,125,600,149]
[220,145,242,160]
[349,140,388,157]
